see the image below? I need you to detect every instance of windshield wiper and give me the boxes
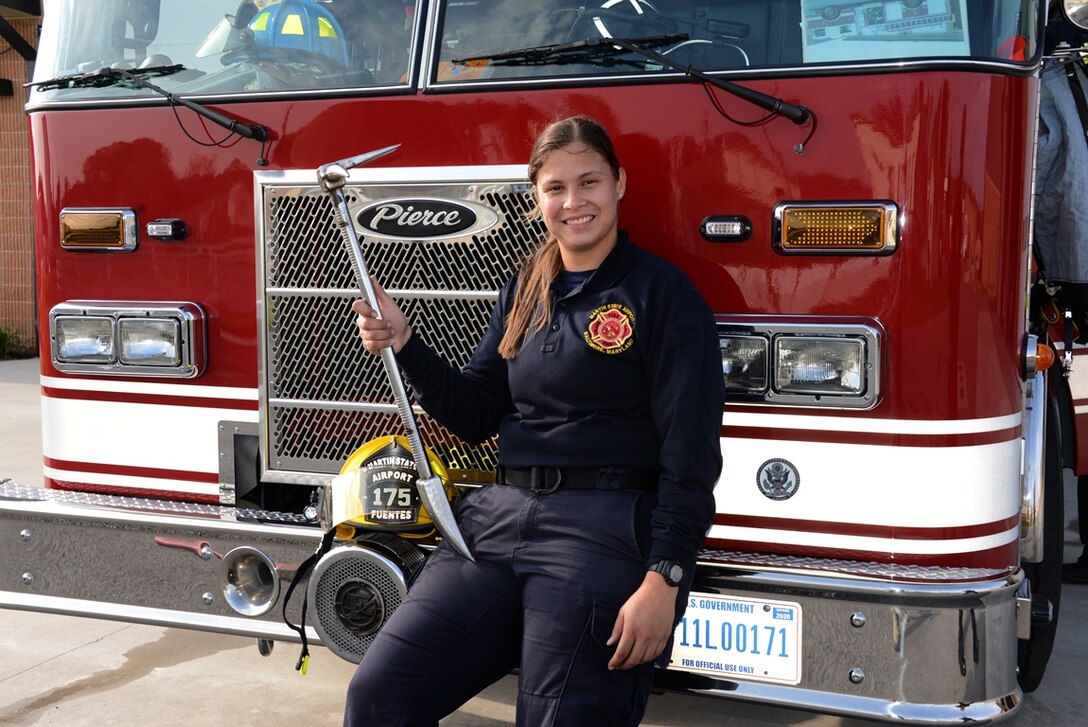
[29,63,186,90]
[28,65,269,142]
[455,33,686,67]
[455,34,811,127]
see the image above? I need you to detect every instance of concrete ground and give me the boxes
[1,356,1085,726]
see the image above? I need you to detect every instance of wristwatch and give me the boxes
[649,560,685,587]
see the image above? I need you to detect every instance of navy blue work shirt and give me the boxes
[395,232,724,573]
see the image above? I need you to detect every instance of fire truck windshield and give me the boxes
[29,0,1041,104]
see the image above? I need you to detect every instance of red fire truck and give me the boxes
[0,0,1077,722]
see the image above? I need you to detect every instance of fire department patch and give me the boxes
[584,304,635,354]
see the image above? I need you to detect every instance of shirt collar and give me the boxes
[582,230,635,292]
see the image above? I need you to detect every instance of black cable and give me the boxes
[701,81,777,126]
[701,81,817,153]
[169,101,236,148]
[795,107,818,154]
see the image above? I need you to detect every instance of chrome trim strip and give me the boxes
[24,58,1038,113]
[1023,333,1040,378]
[423,57,1041,94]
[419,0,439,88]
[256,165,529,187]
[0,592,320,643]
[26,84,415,112]
[269,400,406,413]
[1020,372,1046,563]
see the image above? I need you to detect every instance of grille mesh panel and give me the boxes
[261,179,541,481]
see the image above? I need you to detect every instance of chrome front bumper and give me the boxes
[661,553,1023,724]
[0,480,323,642]
[2,479,1023,724]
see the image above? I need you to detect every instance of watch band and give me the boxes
[649,559,685,587]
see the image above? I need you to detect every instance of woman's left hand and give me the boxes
[606,571,678,671]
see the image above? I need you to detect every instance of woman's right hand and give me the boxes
[352,277,412,355]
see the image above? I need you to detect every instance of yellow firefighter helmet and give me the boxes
[338,435,457,534]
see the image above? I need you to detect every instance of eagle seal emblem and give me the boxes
[584,304,635,354]
[756,458,800,501]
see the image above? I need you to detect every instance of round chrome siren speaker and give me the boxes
[307,534,425,663]
[220,546,280,617]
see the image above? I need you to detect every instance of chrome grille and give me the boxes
[258,172,542,484]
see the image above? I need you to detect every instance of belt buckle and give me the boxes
[531,466,562,494]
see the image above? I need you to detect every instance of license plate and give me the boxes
[669,592,802,685]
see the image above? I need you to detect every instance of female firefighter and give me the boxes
[344,115,724,726]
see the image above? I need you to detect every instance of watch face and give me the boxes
[667,563,684,584]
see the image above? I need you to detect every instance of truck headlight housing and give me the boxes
[49,301,206,378]
[718,317,883,409]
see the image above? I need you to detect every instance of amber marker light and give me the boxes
[1022,335,1057,379]
[1035,343,1055,371]
[773,201,898,255]
[1035,343,1053,372]
[60,208,137,251]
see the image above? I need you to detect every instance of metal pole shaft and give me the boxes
[318,149,473,561]
[329,188,434,481]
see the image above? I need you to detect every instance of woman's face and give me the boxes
[533,142,626,271]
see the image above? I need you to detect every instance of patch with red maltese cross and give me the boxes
[584,304,636,354]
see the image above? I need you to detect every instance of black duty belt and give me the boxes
[496,465,659,495]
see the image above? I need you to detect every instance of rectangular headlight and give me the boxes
[49,301,206,378]
[774,336,866,395]
[717,316,883,409]
[54,317,114,363]
[721,335,768,391]
[119,318,181,366]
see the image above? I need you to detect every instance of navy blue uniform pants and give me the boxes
[343,483,659,727]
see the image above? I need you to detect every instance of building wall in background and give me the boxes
[0,17,37,353]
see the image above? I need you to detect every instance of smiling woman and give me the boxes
[532,143,627,271]
[345,117,724,726]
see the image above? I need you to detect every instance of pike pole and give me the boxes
[317,146,474,562]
